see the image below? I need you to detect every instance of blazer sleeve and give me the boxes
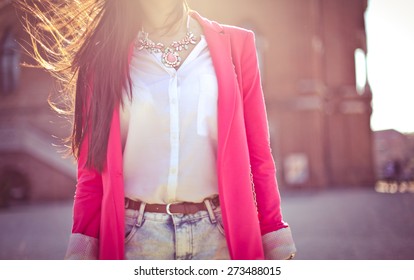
[64,134,103,260]
[239,30,296,259]
[65,80,103,260]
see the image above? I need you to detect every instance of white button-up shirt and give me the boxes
[120,35,219,204]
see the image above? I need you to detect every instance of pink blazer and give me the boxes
[68,12,293,260]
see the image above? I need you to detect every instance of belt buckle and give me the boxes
[166,203,174,215]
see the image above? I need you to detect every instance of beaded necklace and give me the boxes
[136,15,197,68]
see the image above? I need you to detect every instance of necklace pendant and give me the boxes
[162,47,181,68]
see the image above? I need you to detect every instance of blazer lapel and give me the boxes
[192,12,237,166]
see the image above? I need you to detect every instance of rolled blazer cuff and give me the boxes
[64,233,99,260]
[262,227,297,260]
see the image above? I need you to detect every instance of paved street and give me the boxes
[282,184,414,260]
[0,185,414,260]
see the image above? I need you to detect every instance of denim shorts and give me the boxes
[124,200,230,260]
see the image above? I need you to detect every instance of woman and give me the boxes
[21,0,296,260]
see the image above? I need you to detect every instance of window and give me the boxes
[354,48,367,95]
[0,27,21,95]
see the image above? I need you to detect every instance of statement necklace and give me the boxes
[136,15,197,68]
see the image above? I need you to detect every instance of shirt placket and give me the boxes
[167,72,180,202]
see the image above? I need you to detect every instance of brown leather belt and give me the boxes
[124,196,220,215]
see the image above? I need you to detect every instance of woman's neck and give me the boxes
[139,0,186,35]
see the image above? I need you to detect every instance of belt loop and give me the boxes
[204,199,217,224]
[136,201,146,227]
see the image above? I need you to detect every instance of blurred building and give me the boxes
[1,0,376,203]
[0,2,75,205]
[374,130,414,181]
[190,0,375,189]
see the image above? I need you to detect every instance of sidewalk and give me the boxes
[0,200,73,259]
[281,185,414,259]
[0,186,413,260]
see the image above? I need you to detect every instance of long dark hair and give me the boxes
[17,0,187,171]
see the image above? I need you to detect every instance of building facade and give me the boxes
[0,2,76,205]
[189,0,375,189]
[374,130,414,181]
[0,0,375,204]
